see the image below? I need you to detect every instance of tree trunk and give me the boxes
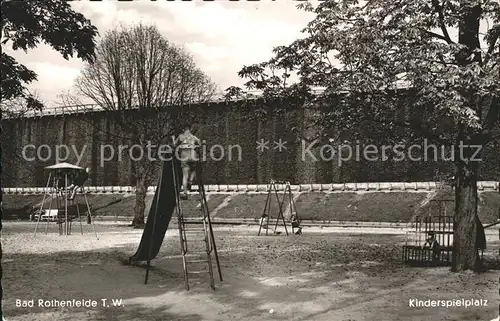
[451,2,484,272]
[131,173,147,228]
[452,159,483,272]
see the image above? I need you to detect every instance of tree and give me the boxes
[1,0,98,314]
[1,0,98,109]
[237,0,499,272]
[1,90,44,118]
[75,23,218,227]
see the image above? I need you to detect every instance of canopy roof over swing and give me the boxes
[45,162,84,171]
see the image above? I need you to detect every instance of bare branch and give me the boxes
[418,28,452,43]
[483,28,499,66]
[431,0,455,44]
[76,23,219,139]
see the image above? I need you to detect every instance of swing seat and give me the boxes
[290,215,300,228]
[56,214,79,224]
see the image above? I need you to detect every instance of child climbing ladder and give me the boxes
[176,123,200,199]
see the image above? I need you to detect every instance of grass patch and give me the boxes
[295,192,427,222]
[479,192,500,223]
[4,190,499,223]
[215,194,277,219]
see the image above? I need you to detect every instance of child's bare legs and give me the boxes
[188,166,196,190]
[182,165,190,198]
[179,149,198,198]
[70,186,79,200]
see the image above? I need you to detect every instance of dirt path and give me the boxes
[2,223,499,321]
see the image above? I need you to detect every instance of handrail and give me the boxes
[1,89,331,119]
[3,84,417,119]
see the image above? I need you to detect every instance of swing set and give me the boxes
[258,180,302,236]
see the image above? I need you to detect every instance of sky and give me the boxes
[4,1,315,107]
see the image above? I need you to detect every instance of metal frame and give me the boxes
[143,158,222,290]
[258,180,292,236]
[403,199,455,266]
[33,170,97,238]
[403,214,455,267]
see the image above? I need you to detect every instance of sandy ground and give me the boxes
[1,222,499,321]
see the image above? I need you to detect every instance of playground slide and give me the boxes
[129,160,180,262]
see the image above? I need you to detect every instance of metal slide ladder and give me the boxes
[172,161,223,290]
